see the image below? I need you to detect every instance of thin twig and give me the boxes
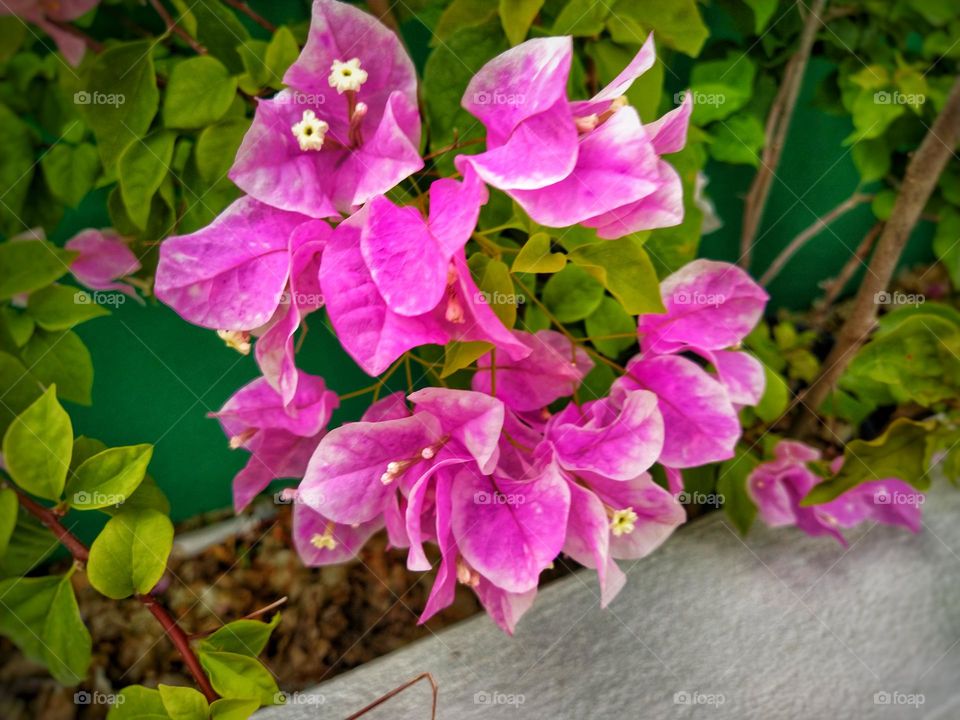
[4,480,218,703]
[812,221,882,326]
[759,192,871,285]
[345,672,438,720]
[740,0,827,269]
[423,136,485,161]
[792,75,960,436]
[149,0,208,55]
[222,0,277,32]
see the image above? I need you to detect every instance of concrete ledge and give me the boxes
[258,483,960,719]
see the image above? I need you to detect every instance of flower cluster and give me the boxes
[152,0,826,633]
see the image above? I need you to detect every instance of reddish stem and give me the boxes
[4,481,218,703]
[149,0,208,55]
[222,0,277,32]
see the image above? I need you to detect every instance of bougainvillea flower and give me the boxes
[212,370,338,512]
[614,354,740,468]
[1,1,100,66]
[319,170,529,376]
[64,228,142,301]
[457,34,690,238]
[637,259,769,355]
[229,0,422,218]
[292,501,383,566]
[471,330,593,412]
[748,441,924,545]
[155,197,330,400]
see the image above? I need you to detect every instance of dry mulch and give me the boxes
[0,505,498,719]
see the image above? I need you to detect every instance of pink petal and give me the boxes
[473,579,537,635]
[583,159,684,238]
[563,481,627,607]
[409,388,505,474]
[66,229,141,293]
[645,91,692,155]
[213,372,337,439]
[232,429,321,512]
[293,502,382,566]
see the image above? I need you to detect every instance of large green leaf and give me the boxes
[108,685,170,719]
[195,119,249,184]
[118,130,176,230]
[499,0,544,45]
[512,232,566,274]
[0,574,91,685]
[22,329,94,405]
[65,444,153,510]
[610,0,708,56]
[198,649,278,704]
[802,418,937,505]
[584,297,635,357]
[0,240,74,301]
[86,509,174,599]
[159,684,209,720]
[470,255,518,327]
[568,238,664,314]
[199,613,280,657]
[552,0,609,35]
[844,314,960,406]
[543,265,605,323]
[689,53,756,124]
[0,104,34,235]
[26,285,109,331]
[80,41,159,171]
[40,142,100,207]
[2,386,72,500]
[163,56,238,130]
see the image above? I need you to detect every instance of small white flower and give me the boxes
[217,329,251,355]
[328,58,368,94]
[610,508,638,537]
[291,109,329,152]
[310,532,337,551]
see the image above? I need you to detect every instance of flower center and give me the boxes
[380,441,445,484]
[217,329,251,355]
[329,58,368,94]
[291,109,329,152]
[228,427,257,450]
[310,521,338,551]
[610,507,638,536]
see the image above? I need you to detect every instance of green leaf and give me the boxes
[0,104,34,235]
[689,52,756,124]
[3,387,72,501]
[753,365,789,423]
[0,574,91,685]
[0,240,74,301]
[844,315,960,406]
[434,0,499,43]
[802,418,937,505]
[718,448,759,535]
[22,329,94,405]
[710,113,765,166]
[0,352,41,436]
[40,143,100,207]
[423,20,508,162]
[579,361,615,400]
[163,56,238,130]
[611,0,708,56]
[568,238,664,314]
[584,297,635,357]
[543,265,605,322]
[0,488,17,560]
[108,685,170,719]
[87,509,174,599]
[199,650,278,704]
[119,131,176,230]
[512,233,566,273]
[743,0,778,33]
[263,27,300,89]
[500,0,544,45]
[471,255,517,327]
[2,307,35,347]
[199,613,280,657]
[0,507,57,577]
[851,137,891,184]
[170,0,250,73]
[871,188,896,220]
[26,285,109,331]
[934,206,960,288]
[552,0,609,35]
[80,41,159,171]
[103,475,171,517]
[65,444,153,510]
[195,119,250,185]
[159,684,209,720]
[210,698,260,720]
[441,341,492,378]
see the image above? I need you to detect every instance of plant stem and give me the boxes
[740,0,827,269]
[149,0,208,55]
[4,482,219,702]
[792,75,960,436]
[759,192,871,285]
[423,136,485,161]
[812,221,882,326]
[222,0,277,32]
